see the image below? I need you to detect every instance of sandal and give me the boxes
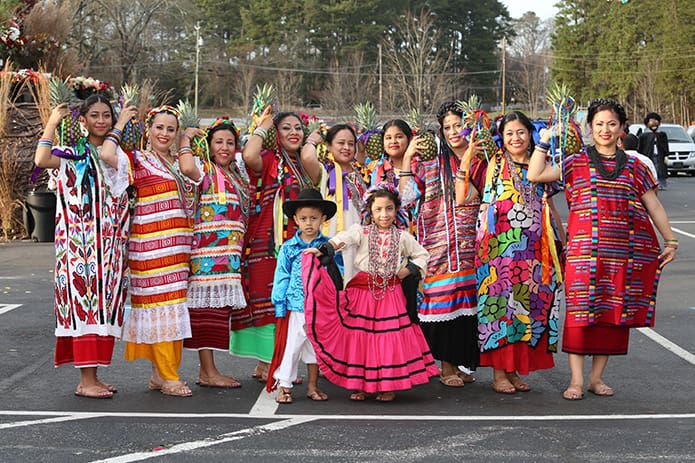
[74,384,113,399]
[276,387,293,404]
[439,374,465,387]
[375,392,396,402]
[563,384,584,400]
[306,390,328,401]
[506,373,531,392]
[97,381,118,393]
[349,391,367,401]
[491,380,516,394]
[147,379,163,391]
[456,371,476,383]
[196,376,241,389]
[588,382,614,397]
[252,363,269,382]
[161,381,192,397]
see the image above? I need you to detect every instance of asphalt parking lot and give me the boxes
[1,176,694,462]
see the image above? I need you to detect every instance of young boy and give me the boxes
[268,188,336,404]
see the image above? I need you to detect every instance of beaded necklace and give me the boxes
[367,223,401,300]
[213,161,250,218]
[587,145,627,180]
[503,151,539,208]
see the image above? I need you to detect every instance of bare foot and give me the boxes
[306,389,328,401]
[196,373,241,388]
[75,384,113,399]
[375,391,396,402]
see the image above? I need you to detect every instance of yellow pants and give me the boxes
[124,340,183,381]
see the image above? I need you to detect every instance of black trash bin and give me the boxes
[23,190,56,242]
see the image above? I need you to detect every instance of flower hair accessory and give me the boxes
[145,105,181,127]
[205,117,240,138]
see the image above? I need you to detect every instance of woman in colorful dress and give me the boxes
[179,118,249,388]
[528,98,677,399]
[301,123,370,282]
[304,184,439,402]
[238,109,314,380]
[35,95,131,398]
[399,101,485,387]
[461,111,564,394]
[101,105,201,397]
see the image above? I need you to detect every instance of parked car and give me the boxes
[628,123,695,175]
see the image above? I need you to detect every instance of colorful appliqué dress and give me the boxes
[320,157,369,283]
[123,150,199,378]
[412,153,486,369]
[562,150,660,355]
[304,224,439,393]
[53,141,131,368]
[231,148,312,361]
[475,152,564,374]
[185,160,249,351]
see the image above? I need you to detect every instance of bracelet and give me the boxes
[106,130,122,143]
[37,138,53,148]
[537,141,551,151]
[110,128,122,137]
[455,171,467,179]
[104,136,120,146]
[305,138,317,147]
[399,171,413,177]
[178,146,193,156]
[253,127,268,139]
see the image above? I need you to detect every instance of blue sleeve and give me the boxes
[271,245,291,317]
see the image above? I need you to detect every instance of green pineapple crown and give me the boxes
[252,83,275,114]
[456,94,482,117]
[546,82,576,113]
[354,102,379,131]
[176,100,200,129]
[48,77,78,107]
[120,83,140,107]
[406,108,426,134]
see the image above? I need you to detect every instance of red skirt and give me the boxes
[184,307,231,351]
[55,334,115,368]
[479,332,555,375]
[303,254,439,393]
[562,324,630,355]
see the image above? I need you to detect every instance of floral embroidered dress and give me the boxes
[411,154,486,369]
[562,151,660,355]
[185,159,249,351]
[475,152,563,374]
[53,141,131,367]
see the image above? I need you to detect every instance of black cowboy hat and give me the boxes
[282,188,337,219]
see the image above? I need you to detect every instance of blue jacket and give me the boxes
[271,231,330,317]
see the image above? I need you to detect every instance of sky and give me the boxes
[501,0,559,20]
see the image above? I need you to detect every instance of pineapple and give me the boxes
[546,82,583,155]
[456,95,496,160]
[248,83,277,150]
[176,99,208,160]
[354,102,382,160]
[120,83,143,152]
[48,77,80,146]
[406,108,438,161]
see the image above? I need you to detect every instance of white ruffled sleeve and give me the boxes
[99,145,131,196]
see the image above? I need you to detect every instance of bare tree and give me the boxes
[322,51,376,113]
[382,9,454,114]
[507,13,552,117]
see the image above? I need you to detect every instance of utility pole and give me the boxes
[501,36,506,114]
[194,22,200,115]
[377,43,383,115]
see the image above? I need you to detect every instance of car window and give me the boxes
[661,126,691,143]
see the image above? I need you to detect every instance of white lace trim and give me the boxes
[418,308,477,323]
[121,302,191,344]
[186,282,247,309]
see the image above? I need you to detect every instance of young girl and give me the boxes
[304,184,438,402]
[35,95,131,398]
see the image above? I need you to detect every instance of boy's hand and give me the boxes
[304,247,323,256]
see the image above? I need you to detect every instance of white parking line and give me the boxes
[672,226,695,239]
[637,327,695,365]
[0,304,22,315]
[0,414,98,430]
[249,388,279,416]
[89,417,315,463]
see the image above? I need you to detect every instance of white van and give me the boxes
[628,123,695,175]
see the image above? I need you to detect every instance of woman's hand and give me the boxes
[396,266,411,280]
[462,135,483,166]
[180,127,206,147]
[305,129,322,146]
[404,136,424,161]
[115,104,138,131]
[659,246,676,268]
[258,106,274,130]
[47,103,70,130]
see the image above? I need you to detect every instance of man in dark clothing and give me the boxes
[637,112,670,190]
